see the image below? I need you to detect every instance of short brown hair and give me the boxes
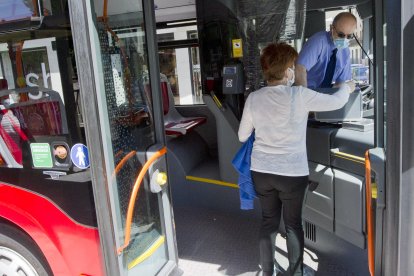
[260,43,298,82]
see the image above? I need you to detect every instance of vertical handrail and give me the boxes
[32,0,39,16]
[365,151,374,276]
[117,147,167,254]
[103,0,108,19]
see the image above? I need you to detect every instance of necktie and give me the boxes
[320,48,338,88]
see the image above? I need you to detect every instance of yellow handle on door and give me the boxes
[157,172,168,185]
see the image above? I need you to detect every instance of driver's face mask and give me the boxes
[334,38,350,49]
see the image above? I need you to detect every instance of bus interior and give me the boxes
[0,0,386,275]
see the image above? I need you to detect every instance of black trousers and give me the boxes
[252,171,308,276]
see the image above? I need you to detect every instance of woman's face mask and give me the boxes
[287,67,295,87]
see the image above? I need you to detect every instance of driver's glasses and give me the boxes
[333,26,354,39]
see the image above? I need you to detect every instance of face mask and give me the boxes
[334,38,349,49]
[287,67,295,87]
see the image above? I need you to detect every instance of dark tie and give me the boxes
[320,48,338,88]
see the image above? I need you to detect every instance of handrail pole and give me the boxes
[365,151,375,276]
[117,147,167,254]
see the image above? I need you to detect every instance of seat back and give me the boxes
[144,74,182,121]
[160,73,187,124]
[145,74,206,136]
[0,88,68,168]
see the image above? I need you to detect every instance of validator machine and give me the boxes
[222,63,245,119]
[314,87,363,122]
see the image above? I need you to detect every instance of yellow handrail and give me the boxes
[332,150,365,164]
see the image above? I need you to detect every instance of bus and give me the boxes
[0,0,412,275]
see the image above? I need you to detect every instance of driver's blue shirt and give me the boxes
[297,31,352,89]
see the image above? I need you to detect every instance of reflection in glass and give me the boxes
[0,0,37,23]
[22,48,51,88]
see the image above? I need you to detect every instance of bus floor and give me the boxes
[174,205,369,276]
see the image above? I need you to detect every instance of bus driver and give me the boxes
[295,12,357,89]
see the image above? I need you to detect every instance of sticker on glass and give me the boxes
[30,143,53,168]
[70,144,90,169]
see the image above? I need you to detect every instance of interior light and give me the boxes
[166,20,197,26]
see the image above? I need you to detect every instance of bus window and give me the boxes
[157,25,203,105]
[21,47,52,89]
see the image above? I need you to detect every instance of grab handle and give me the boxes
[365,148,386,276]
[365,151,374,276]
[117,147,167,254]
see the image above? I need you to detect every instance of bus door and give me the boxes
[0,1,103,275]
[70,0,178,275]
[365,0,387,274]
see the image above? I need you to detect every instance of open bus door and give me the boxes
[0,1,104,275]
[69,0,179,275]
[0,0,179,274]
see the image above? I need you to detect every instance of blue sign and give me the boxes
[70,144,90,169]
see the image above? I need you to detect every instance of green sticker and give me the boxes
[30,143,53,168]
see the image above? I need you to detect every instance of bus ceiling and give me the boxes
[92,0,196,23]
[308,0,372,14]
[153,0,374,23]
[0,0,374,44]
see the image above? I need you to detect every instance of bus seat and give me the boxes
[0,80,23,167]
[0,88,68,168]
[0,110,23,166]
[160,74,206,136]
[0,79,7,90]
[203,93,241,183]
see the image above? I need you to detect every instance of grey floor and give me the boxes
[174,206,369,276]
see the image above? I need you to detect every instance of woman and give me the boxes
[238,43,354,276]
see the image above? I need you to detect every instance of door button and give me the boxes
[150,169,167,193]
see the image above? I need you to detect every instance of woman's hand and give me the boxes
[344,81,356,93]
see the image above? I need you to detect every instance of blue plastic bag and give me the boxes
[232,132,256,210]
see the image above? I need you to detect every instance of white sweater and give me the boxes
[238,84,350,176]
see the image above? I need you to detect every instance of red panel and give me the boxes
[0,78,8,89]
[0,183,104,276]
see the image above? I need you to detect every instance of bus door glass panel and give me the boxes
[86,0,170,274]
[0,0,97,229]
[22,47,52,89]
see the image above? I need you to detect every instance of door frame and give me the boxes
[382,0,414,275]
[68,0,178,275]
